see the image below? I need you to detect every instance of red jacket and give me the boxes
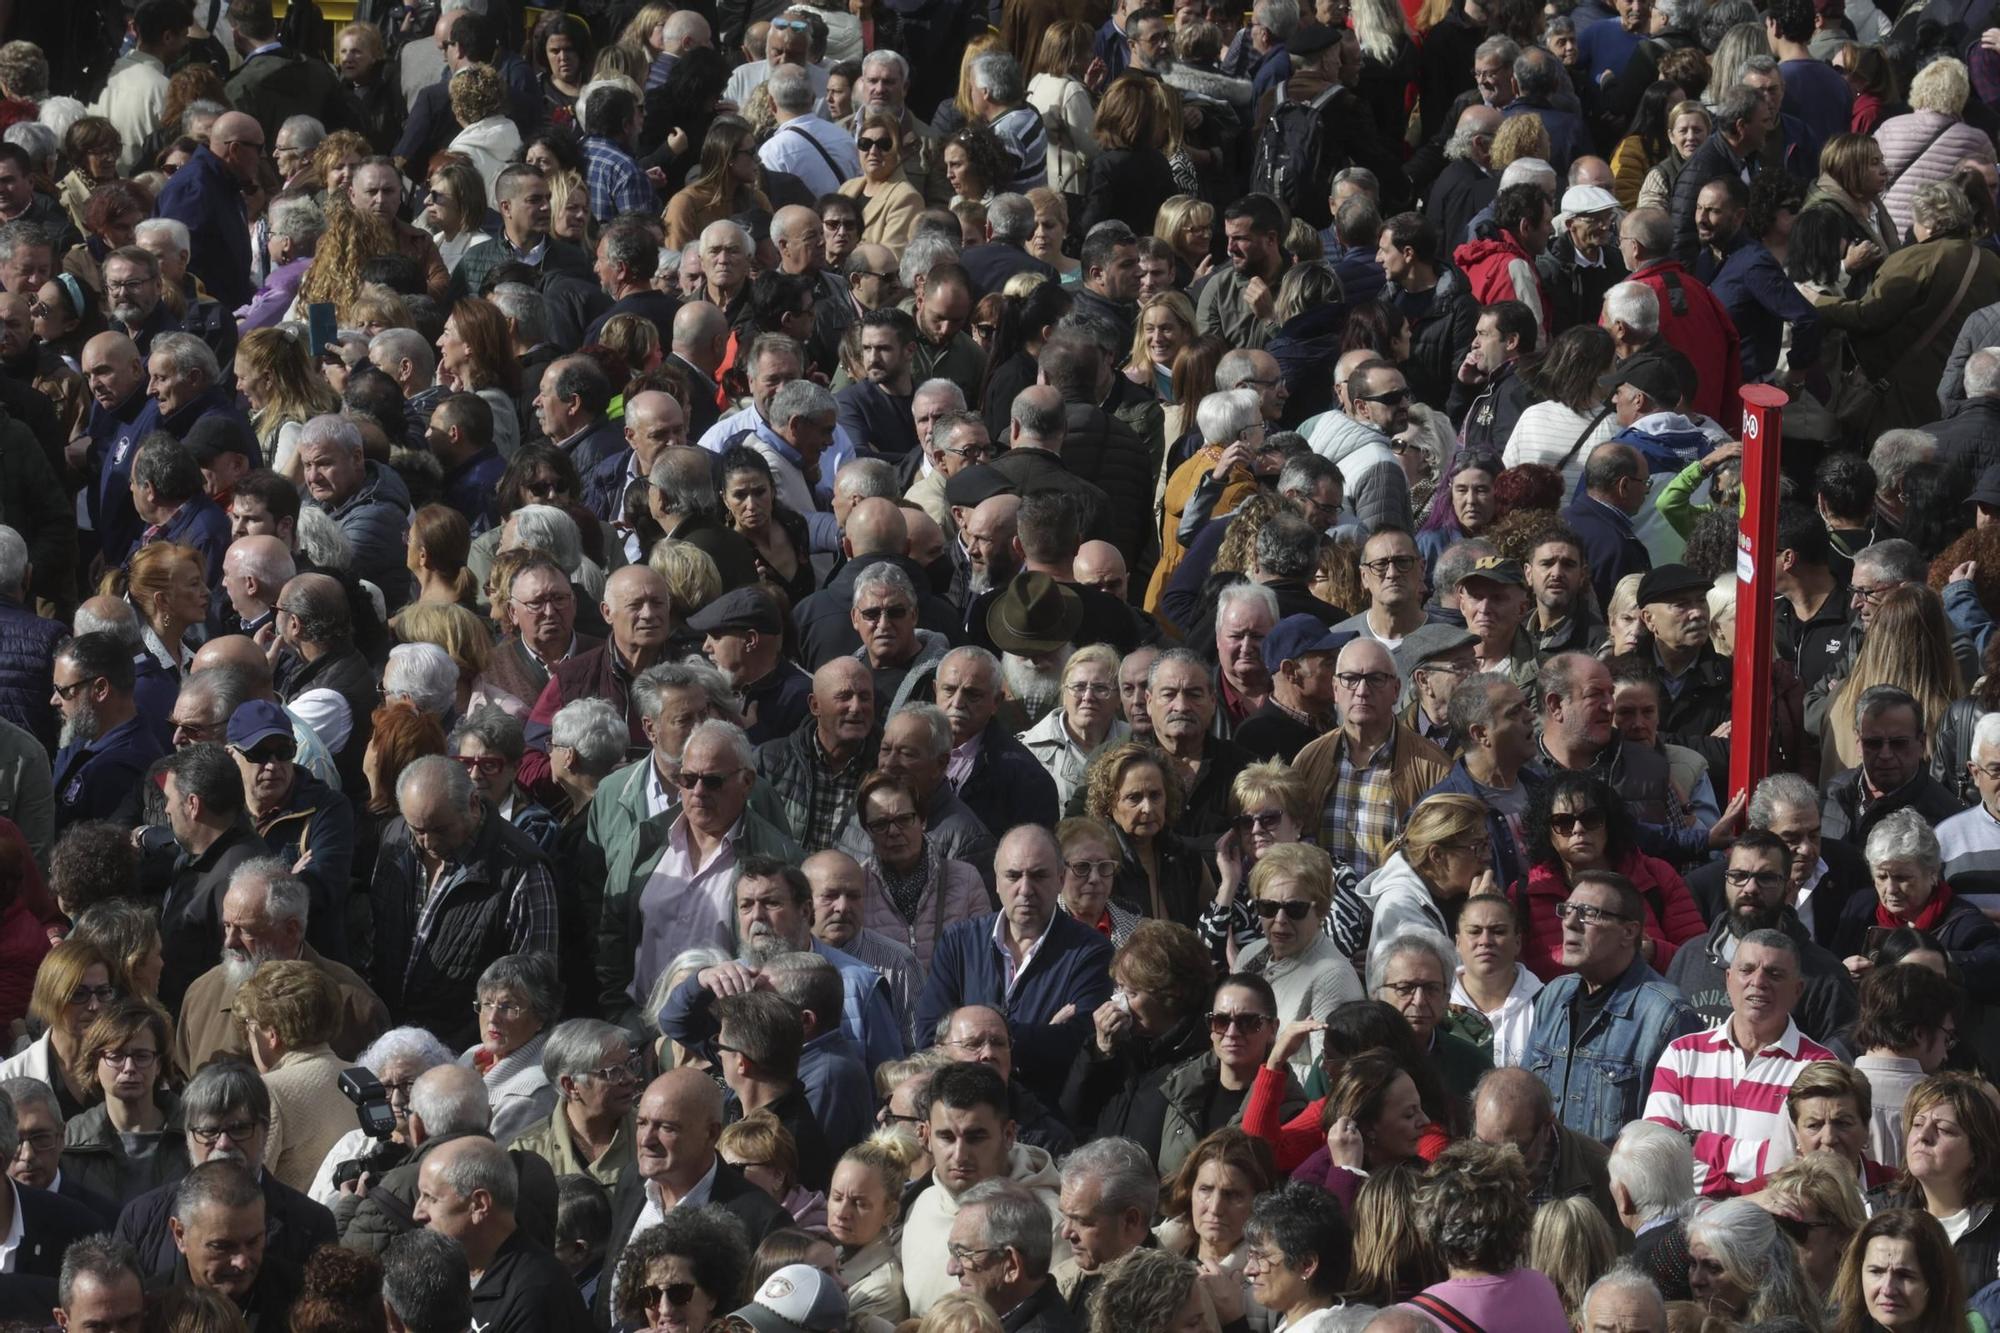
[1627,259,1744,426]
[1453,230,1553,333]
[1513,850,1707,981]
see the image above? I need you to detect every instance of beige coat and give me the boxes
[172,945,390,1079]
[507,1104,636,1188]
[263,1045,354,1194]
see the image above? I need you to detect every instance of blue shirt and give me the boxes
[136,491,231,590]
[583,135,657,223]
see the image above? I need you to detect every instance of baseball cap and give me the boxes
[1455,555,1526,589]
[1261,614,1354,674]
[731,1266,848,1333]
[182,412,262,468]
[686,585,785,637]
[1597,352,1682,407]
[225,699,293,751]
[1636,562,1709,605]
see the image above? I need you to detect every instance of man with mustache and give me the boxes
[51,630,163,832]
[1145,648,1250,839]
[173,858,387,1076]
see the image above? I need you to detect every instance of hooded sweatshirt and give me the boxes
[901,1142,1071,1315]
[1453,229,1549,336]
[1359,851,1456,953]
[1299,410,1414,533]
[1607,411,1727,565]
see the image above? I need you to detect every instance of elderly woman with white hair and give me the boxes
[383,641,460,725]
[304,1025,456,1204]
[549,696,627,835]
[1833,807,2000,1000]
[1681,1197,1823,1326]
[459,951,562,1144]
[1877,58,1995,240]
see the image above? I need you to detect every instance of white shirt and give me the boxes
[634,1155,720,1234]
[722,59,832,115]
[759,114,862,198]
[990,912,1050,998]
[1450,963,1543,1069]
[0,1179,23,1275]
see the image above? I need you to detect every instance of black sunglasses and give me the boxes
[643,1283,698,1308]
[1254,900,1314,921]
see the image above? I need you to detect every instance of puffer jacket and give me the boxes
[1513,850,1706,981]
[1059,402,1157,569]
[1299,410,1415,532]
[1148,1053,1308,1181]
[60,1093,189,1202]
[1400,263,1481,411]
[317,460,414,611]
[1879,110,1994,240]
[860,841,988,976]
[1453,229,1551,334]
[0,594,64,751]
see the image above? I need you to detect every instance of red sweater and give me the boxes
[1513,849,1707,981]
[1242,1066,1452,1174]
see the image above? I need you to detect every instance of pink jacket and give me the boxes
[862,848,989,979]
[1880,110,1994,240]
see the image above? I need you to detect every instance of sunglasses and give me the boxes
[857,135,894,153]
[1254,899,1314,921]
[1356,388,1411,406]
[1206,1011,1272,1034]
[1231,810,1285,833]
[1549,810,1607,835]
[234,743,296,765]
[643,1283,698,1308]
[675,769,740,791]
[455,754,506,776]
[858,604,911,622]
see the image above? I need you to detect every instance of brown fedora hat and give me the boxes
[985,572,1084,656]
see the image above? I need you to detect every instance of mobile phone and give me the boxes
[306,302,338,359]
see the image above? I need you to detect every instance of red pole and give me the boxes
[1731,384,1789,801]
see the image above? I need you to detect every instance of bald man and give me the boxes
[914,824,1116,1109]
[1472,1067,1624,1244]
[795,496,960,668]
[667,300,729,441]
[585,388,686,533]
[220,535,295,638]
[756,658,878,853]
[598,1069,786,1315]
[1292,636,1450,876]
[83,330,153,563]
[156,111,262,308]
[518,564,674,797]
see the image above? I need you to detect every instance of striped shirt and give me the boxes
[1644,1018,1835,1196]
[1937,802,2000,914]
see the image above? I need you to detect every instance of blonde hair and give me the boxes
[1606,571,1646,630]
[1249,841,1335,912]
[1492,114,1550,170]
[920,1294,1005,1333]
[296,200,397,322]
[1393,793,1489,883]
[1062,642,1121,688]
[620,0,676,50]
[838,1136,913,1201]
[348,284,411,332]
[28,937,123,1033]
[448,63,506,125]
[598,311,661,376]
[593,41,650,84]
[236,325,341,440]
[1231,760,1310,829]
[234,959,339,1049]
[1344,1161,1440,1304]
[548,169,588,232]
[1762,1151,1867,1240]
[1130,291,1195,372]
[719,1108,798,1192]
[102,541,202,627]
[1828,584,1963,772]
[1910,56,1971,116]
[1529,1196,1619,1321]
[952,31,1006,122]
[390,600,493,681]
[648,540,722,617]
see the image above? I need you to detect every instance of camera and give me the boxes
[331,1069,409,1189]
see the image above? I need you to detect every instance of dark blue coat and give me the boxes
[1711,238,1823,381]
[155,146,252,311]
[87,388,151,565]
[255,766,356,963]
[583,447,639,526]
[959,241,1057,299]
[116,1162,337,1278]
[8,1183,102,1279]
[0,594,64,751]
[835,381,919,459]
[132,652,179,752]
[955,718,1061,845]
[319,460,414,612]
[915,909,1115,1110]
[52,714,165,831]
[441,446,505,534]
[1563,492,1651,613]
[742,660,812,746]
[583,289,679,347]
[1422,757,1546,893]
[135,490,231,590]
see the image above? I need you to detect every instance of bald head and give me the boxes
[905,506,945,567]
[1073,541,1126,596]
[75,595,138,638]
[82,331,146,411]
[813,656,873,698]
[223,535,294,585]
[845,498,908,557]
[671,299,728,354]
[969,493,1021,534]
[210,112,266,182]
[1335,636,1394,676]
[851,242,895,276]
[189,635,275,688]
[605,563,668,610]
[1473,1066,1555,1163]
[635,1066,726,1185]
[772,204,819,242]
[409,1063,489,1140]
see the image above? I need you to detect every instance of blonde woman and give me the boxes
[310,130,369,199]
[665,119,770,250]
[390,601,529,718]
[1026,187,1081,283]
[547,168,594,247]
[934,31,1006,136]
[1491,114,1550,172]
[1155,194,1216,288]
[1025,21,1097,198]
[1359,793,1496,945]
[648,540,721,623]
[1019,644,1130,808]
[1126,290,1195,403]
[292,201,396,327]
[596,312,662,376]
[837,113,924,256]
[1823,584,1963,780]
[828,1137,913,1325]
[448,64,521,196]
[234,326,339,480]
[1637,100,1712,214]
[1604,572,1647,656]
[1528,1196,1620,1323]
[1707,22,1771,104]
[1879,58,1993,239]
[1802,132,1898,293]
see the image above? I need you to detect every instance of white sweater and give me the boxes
[900,1144,1070,1315]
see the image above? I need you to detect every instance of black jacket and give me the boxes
[596,1158,787,1327]
[1080,148,1181,237]
[1924,396,2000,478]
[1664,908,1858,1043]
[1053,409,1154,567]
[1398,264,1482,412]
[148,1252,301,1332]
[794,553,961,668]
[1538,233,1630,335]
[336,1131,558,1256]
[1821,767,1969,850]
[1832,886,2000,1001]
[1685,833,1872,951]
[952,718,1062,843]
[471,1226,592,1333]
[117,1168,337,1278]
[8,1183,101,1279]
[1058,1013,1208,1140]
[960,242,1057,299]
[1001,1278,1082,1333]
[157,824,271,1011]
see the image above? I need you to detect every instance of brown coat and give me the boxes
[1291,722,1452,850]
[392,219,452,305]
[172,943,390,1078]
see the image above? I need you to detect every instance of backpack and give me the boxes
[1249,81,1345,219]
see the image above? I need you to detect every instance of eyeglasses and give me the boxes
[28,301,52,317]
[642,1283,699,1309]
[512,594,574,614]
[475,998,528,1019]
[1254,899,1315,921]
[948,1245,1005,1265]
[100,1049,159,1070]
[1548,810,1607,835]
[1334,671,1398,691]
[858,604,912,622]
[53,676,103,700]
[189,1120,261,1146]
[1065,857,1119,881]
[585,1054,645,1084]
[1206,1011,1273,1034]
[1380,980,1443,1000]
[940,443,992,460]
[67,984,119,1007]
[1231,810,1286,833]
[1361,556,1417,576]
[1724,869,1785,890]
[455,754,507,776]
[1850,581,1899,605]
[381,1079,418,1101]
[864,808,921,834]
[1065,681,1114,700]
[674,768,742,791]
[974,321,998,338]
[854,268,897,281]
[15,1129,58,1153]
[948,1033,1011,1052]
[857,135,894,153]
[104,278,155,293]
[1554,901,1632,926]
[1860,734,1918,751]
[1356,387,1411,406]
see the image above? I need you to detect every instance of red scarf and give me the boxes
[1875,879,1955,932]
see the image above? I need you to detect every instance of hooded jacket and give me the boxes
[900,1143,1071,1315]
[1360,851,1453,949]
[1300,410,1415,533]
[1454,229,1550,335]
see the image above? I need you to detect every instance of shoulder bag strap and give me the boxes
[782,122,844,181]
[1555,405,1617,471]
[1408,1293,1489,1333]
[1914,247,1983,352]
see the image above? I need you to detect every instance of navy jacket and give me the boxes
[116,1166,337,1278]
[441,447,505,534]
[915,909,1115,1110]
[835,381,918,459]
[1422,758,1545,892]
[136,490,231,590]
[583,289,678,347]
[0,595,63,751]
[53,714,164,832]
[1712,238,1823,381]
[1563,492,1651,612]
[955,718,1061,849]
[87,387,151,564]
[742,661,812,746]
[254,767,356,963]
[317,461,413,612]
[959,241,1056,299]
[155,146,252,311]
[8,1183,101,1279]
[1502,97,1591,175]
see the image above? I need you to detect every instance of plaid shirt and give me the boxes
[802,728,868,853]
[583,135,656,222]
[1321,741,1397,878]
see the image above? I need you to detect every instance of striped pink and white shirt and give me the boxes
[1643,1018,1836,1197]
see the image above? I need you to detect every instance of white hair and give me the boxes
[298,413,364,457]
[136,217,191,258]
[1975,712,2000,761]
[1582,1268,1667,1329]
[1603,282,1660,337]
[1195,387,1263,445]
[295,508,352,572]
[1606,1121,1696,1225]
[1366,926,1458,991]
[1215,580,1280,626]
[0,525,25,594]
[698,218,751,254]
[33,97,82,140]
[384,642,460,717]
[507,504,582,576]
[1966,347,2000,400]
[768,63,814,114]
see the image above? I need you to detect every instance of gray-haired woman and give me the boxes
[305,1025,456,1204]
[1834,808,2000,1000]
[460,952,562,1143]
[509,1018,639,1183]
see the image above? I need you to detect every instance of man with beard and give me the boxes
[51,630,164,831]
[960,492,1023,606]
[1666,832,1854,1041]
[836,309,921,461]
[758,659,880,855]
[690,587,810,746]
[102,244,234,370]
[803,849,921,1043]
[112,1059,337,1277]
[1525,525,1604,657]
[932,646,1058,837]
[173,858,387,1074]
[224,701,355,958]
[1144,647,1249,838]
[155,743,270,1010]
[987,574,1080,727]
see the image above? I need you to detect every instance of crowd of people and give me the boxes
[0,0,1997,1328]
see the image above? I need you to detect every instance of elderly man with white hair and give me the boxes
[370,754,559,1047]
[295,414,415,610]
[1938,711,2000,914]
[1578,1267,1669,1333]
[696,216,754,316]
[383,642,460,721]
[1922,345,2000,476]
[1606,1120,1698,1300]
[722,11,832,108]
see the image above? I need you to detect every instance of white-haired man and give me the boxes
[296,414,415,611]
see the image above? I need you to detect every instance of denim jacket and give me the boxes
[1524,953,1703,1143]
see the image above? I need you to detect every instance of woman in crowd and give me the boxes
[66,899,160,1003]
[1637,99,1712,214]
[828,1138,912,1326]
[613,1203,751,1331]
[1344,1162,1440,1308]
[1604,573,1649,657]
[1683,1197,1825,1326]
[60,999,185,1200]
[1612,81,1688,210]
[1137,975,1306,1179]
[422,159,491,273]
[407,506,480,609]
[305,1027,455,1204]
[721,1112,823,1229]
[1154,1127,1279,1329]
[1199,763,1339,965]
[838,114,924,256]
[1761,1150,1869,1299]
[461,953,560,1145]
[1084,741,1214,927]
[234,961,351,1194]
[0,940,123,1116]
[531,12,594,125]
[1057,816,1141,945]
[856,772,986,976]
[1360,793,1495,947]
[1829,1208,1968,1333]
[310,131,370,201]
[1231,843,1363,1085]
[1874,1071,2000,1291]
[719,447,814,607]
[1129,292,1197,408]
[1852,962,1962,1170]
[1060,920,1214,1138]
[1288,1048,1430,1206]
[57,117,120,234]
[1824,587,1962,780]
[1449,891,1541,1068]
[1154,195,1215,290]
[1081,75,1178,236]
[1837,810,2000,1000]
[1407,1140,1569,1331]
[294,201,395,326]
[1023,188,1081,284]
[1086,1248,1207,1333]
[1878,58,1989,240]
[666,119,771,250]
[1502,325,1617,489]
[1242,1179,1353,1333]
[548,169,594,248]
[1269,264,1350,424]
[1529,1195,1620,1323]
[1022,646,1130,810]
[67,178,147,296]
[1834,42,1901,134]
[446,65,520,197]
[1025,22,1096,203]
[942,123,1010,208]
[1516,771,1706,980]
[110,542,207,679]
[1787,1060,1896,1194]
[398,604,531,721]
[236,324,340,479]
[1416,452,1504,576]
[438,298,523,460]
[33,272,104,371]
